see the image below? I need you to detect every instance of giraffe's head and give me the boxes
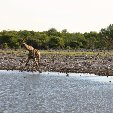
[22,42,26,45]
[21,42,26,48]
[19,37,26,48]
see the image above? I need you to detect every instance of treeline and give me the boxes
[0,24,113,50]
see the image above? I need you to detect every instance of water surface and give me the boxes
[0,70,113,113]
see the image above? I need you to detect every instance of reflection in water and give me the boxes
[0,70,113,113]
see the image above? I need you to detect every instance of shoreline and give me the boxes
[0,50,113,76]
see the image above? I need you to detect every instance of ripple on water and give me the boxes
[0,70,113,113]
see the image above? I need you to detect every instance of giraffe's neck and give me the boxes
[23,43,34,51]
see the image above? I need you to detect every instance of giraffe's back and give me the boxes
[33,49,40,59]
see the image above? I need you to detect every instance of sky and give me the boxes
[0,0,113,33]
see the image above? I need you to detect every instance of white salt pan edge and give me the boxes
[0,70,113,83]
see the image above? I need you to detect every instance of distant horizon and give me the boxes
[0,24,111,33]
[0,0,113,33]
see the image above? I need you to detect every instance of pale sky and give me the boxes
[0,0,113,33]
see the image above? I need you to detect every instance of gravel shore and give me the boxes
[0,50,113,76]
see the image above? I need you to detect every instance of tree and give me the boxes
[61,29,68,33]
[47,28,60,36]
[100,24,113,49]
[48,36,64,49]
[2,43,8,49]
[84,32,98,49]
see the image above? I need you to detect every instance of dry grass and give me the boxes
[0,49,113,58]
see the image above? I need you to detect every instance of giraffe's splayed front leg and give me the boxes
[25,58,30,67]
[33,58,39,70]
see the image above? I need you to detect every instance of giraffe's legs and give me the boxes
[25,58,30,66]
[24,55,40,71]
[29,58,39,71]
[33,58,39,67]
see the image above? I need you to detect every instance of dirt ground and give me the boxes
[0,49,113,76]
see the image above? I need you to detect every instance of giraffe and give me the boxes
[22,43,40,67]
